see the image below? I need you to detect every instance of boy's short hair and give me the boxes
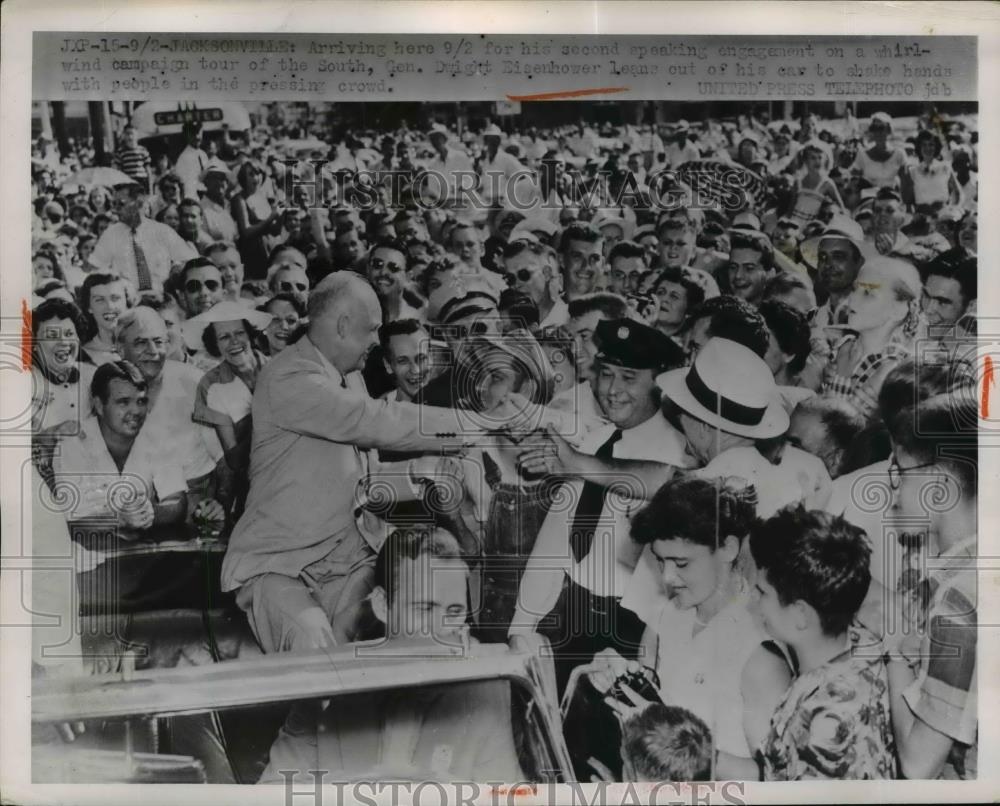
[887,392,978,497]
[374,526,465,605]
[378,317,427,357]
[566,292,629,322]
[749,506,871,637]
[622,703,712,782]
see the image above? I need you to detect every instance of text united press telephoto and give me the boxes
[20,23,986,800]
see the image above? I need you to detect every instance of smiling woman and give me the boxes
[185,303,274,520]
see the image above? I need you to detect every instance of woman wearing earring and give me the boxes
[823,256,924,420]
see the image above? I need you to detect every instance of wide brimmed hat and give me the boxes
[200,158,235,185]
[799,214,877,270]
[181,301,273,353]
[482,124,503,139]
[656,337,788,439]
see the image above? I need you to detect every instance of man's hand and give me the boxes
[192,498,226,537]
[587,647,641,694]
[875,232,895,255]
[516,423,575,478]
[119,497,154,531]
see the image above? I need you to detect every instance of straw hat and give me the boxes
[799,214,877,270]
[656,338,788,439]
[181,300,273,353]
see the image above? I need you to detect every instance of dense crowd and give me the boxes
[30,102,978,782]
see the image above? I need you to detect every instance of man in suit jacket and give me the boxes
[222,272,519,653]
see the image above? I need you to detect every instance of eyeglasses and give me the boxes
[887,454,938,491]
[507,268,536,284]
[370,257,405,273]
[185,279,221,294]
[278,281,308,293]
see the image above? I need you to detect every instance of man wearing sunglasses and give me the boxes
[267,261,310,309]
[366,237,423,323]
[177,257,225,319]
[503,237,568,331]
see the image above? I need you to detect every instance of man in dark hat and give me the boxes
[510,318,693,692]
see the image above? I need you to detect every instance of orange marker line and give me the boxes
[506,86,629,101]
[982,355,994,418]
[21,299,32,371]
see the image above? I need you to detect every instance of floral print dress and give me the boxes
[760,623,898,780]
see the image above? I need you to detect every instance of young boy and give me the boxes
[621,704,713,782]
[750,506,898,780]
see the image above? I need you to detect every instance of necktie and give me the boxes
[131,228,153,291]
[569,429,623,563]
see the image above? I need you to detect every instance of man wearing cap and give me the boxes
[199,159,239,243]
[665,121,699,169]
[412,280,502,409]
[89,182,197,296]
[511,318,692,691]
[802,214,872,350]
[425,123,474,208]
[479,123,526,208]
[868,187,926,261]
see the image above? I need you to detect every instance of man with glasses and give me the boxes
[177,257,225,318]
[606,240,648,297]
[884,392,978,780]
[267,261,310,309]
[503,237,568,330]
[367,237,423,323]
[559,222,605,302]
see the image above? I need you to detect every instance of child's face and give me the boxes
[753,574,800,644]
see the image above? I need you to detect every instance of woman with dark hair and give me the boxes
[231,160,283,280]
[648,267,705,343]
[759,299,813,409]
[79,273,131,365]
[259,292,306,355]
[32,251,64,291]
[182,301,273,517]
[903,129,963,212]
[30,298,96,483]
[591,476,793,779]
[155,202,181,232]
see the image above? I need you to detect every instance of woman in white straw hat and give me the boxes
[183,300,273,518]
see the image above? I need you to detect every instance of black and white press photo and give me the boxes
[3,7,995,805]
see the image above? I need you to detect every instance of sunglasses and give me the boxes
[370,257,405,273]
[278,281,308,293]
[507,268,536,284]
[185,279,221,294]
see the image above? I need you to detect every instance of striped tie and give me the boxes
[131,228,153,291]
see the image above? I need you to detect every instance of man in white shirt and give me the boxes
[88,183,197,295]
[174,123,210,201]
[502,237,569,330]
[115,308,224,492]
[424,123,475,208]
[479,124,527,208]
[510,318,691,691]
[199,160,239,243]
